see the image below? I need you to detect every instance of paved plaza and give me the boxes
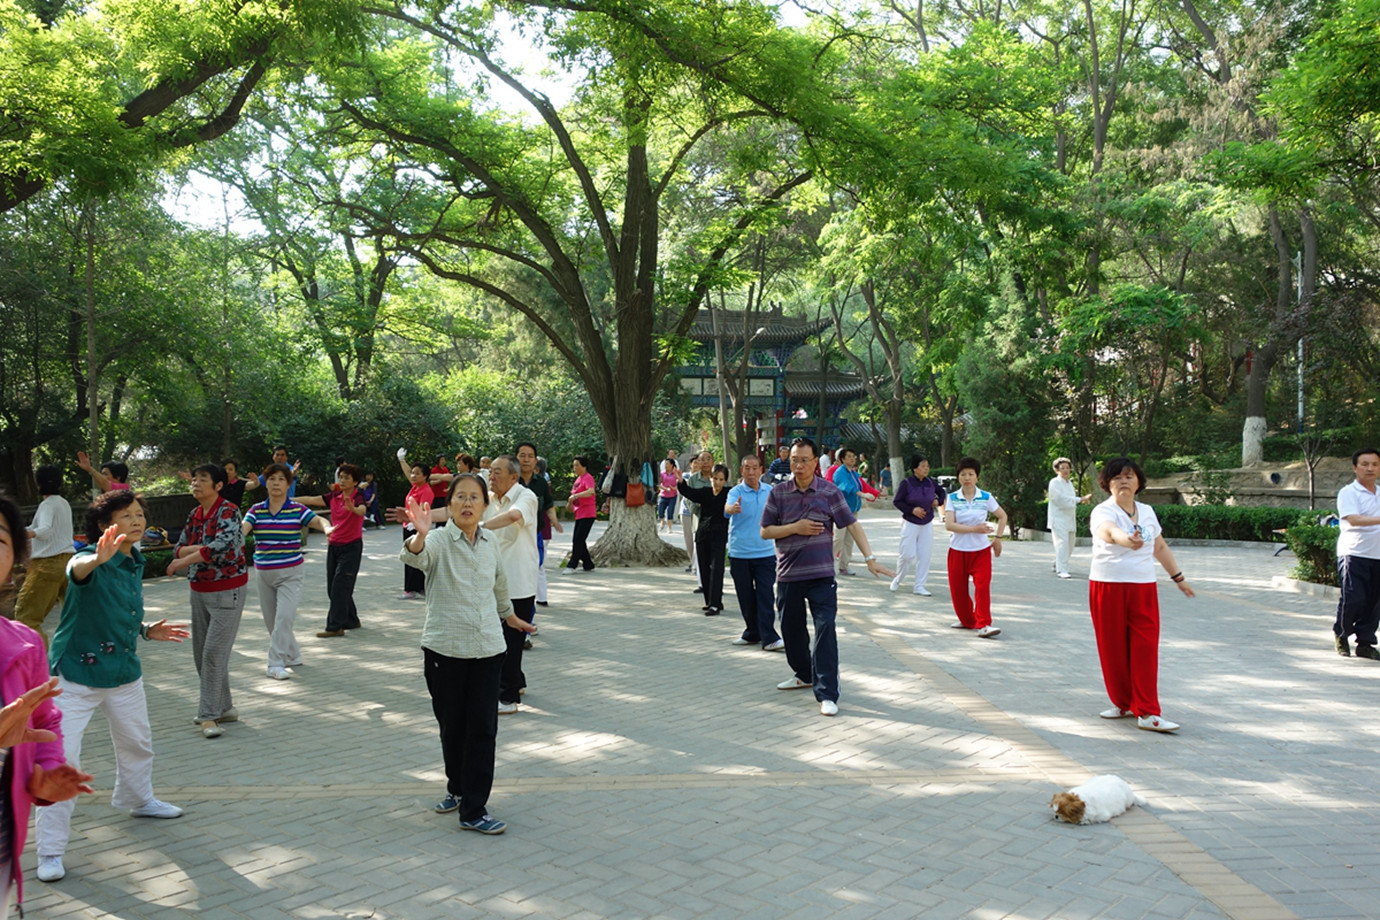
[18,508,1376,919]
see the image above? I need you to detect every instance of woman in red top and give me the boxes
[563,456,598,573]
[297,464,368,637]
[396,451,434,600]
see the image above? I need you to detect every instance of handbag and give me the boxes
[610,472,628,498]
[624,480,646,507]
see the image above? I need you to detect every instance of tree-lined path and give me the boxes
[21,513,1372,919]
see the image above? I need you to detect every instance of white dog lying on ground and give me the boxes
[1049,775,1145,825]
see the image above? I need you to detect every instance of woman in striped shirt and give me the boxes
[242,464,332,680]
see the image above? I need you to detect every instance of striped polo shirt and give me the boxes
[244,500,316,569]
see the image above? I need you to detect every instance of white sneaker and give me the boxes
[130,799,184,819]
[976,626,1001,639]
[1137,715,1179,733]
[764,639,786,652]
[820,700,839,716]
[1057,572,1072,579]
[950,622,969,629]
[561,567,575,576]
[888,576,901,592]
[731,637,753,646]
[36,855,65,882]
[914,586,932,597]
[497,702,519,715]
[1100,708,1134,719]
[267,666,293,680]
[777,677,811,690]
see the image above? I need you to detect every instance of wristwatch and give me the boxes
[864,554,876,562]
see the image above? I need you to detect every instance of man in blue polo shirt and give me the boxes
[725,454,783,651]
[760,437,891,717]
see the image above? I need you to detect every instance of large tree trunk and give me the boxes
[1244,206,1310,466]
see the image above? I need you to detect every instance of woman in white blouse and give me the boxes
[402,474,535,835]
[1088,458,1195,733]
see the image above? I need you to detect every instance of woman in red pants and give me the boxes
[943,457,1008,639]
[1089,457,1195,733]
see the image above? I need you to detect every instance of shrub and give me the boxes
[141,549,175,580]
[1069,503,1316,542]
[1285,525,1340,587]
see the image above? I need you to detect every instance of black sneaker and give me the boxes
[1357,644,1380,661]
[1336,634,1352,657]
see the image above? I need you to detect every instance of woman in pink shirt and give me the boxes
[657,459,680,533]
[563,456,598,573]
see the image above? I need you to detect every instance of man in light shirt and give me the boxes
[1047,457,1090,579]
[1333,448,1380,660]
[483,456,540,712]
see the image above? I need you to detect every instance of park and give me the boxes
[3,0,1380,917]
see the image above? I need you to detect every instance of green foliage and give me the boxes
[1285,524,1340,587]
[1070,502,1315,543]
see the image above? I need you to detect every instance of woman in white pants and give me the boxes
[889,455,946,596]
[35,490,189,884]
[1047,457,1090,578]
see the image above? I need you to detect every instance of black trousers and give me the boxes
[1335,554,1380,646]
[499,596,536,704]
[568,517,596,571]
[402,527,426,594]
[696,530,728,610]
[324,538,362,631]
[424,648,504,822]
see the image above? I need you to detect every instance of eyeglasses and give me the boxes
[451,495,484,505]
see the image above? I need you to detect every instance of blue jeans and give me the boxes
[657,495,677,521]
[730,555,780,647]
[776,576,838,702]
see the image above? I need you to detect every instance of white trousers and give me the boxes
[893,521,934,590]
[1051,528,1075,575]
[36,678,157,857]
[258,565,304,668]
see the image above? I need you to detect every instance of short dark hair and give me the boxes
[338,462,364,482]
[837,447,856,462]
[907,454,929,471]
[36,464,63,495]
[273,445,288,454]
[456,453,476,472]
[516,442,537,456]
[101,460,129,483]
[261,462,293,482]
[956,457,981,476]
[435,454,448,464]
[711,463,731,479]
[220,458,238,469]
[790,436,818,459]
[192,463,227,488]
[411,462,428,477]
[1352,448,1380,466]
[0,496,29,565]
[85,490,142,542]
[448,472,489,505]
[573,455,589,470]
[1097,457,1147,493]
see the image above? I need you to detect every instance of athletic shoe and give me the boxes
[397,591,420,599]
[949,622,970,629]
[36,856,65,882]
[1099,708,1134,719]
[459,814,507,835]
[267,667,293,680]
[731,637,753,646]
[1357,644,1380,661]
[1057,572,1072,579]
[914,587,932,597]
[820,700,839,716]
[888,576,901,592]
[1336,634,1352,657]
[777,677,810,690]
[130,799,183,818]
[497,702,519,715]
[976,626,1001,639]
[434,793,460,814]
[1137,715,1179,733]
[764,639,786,652]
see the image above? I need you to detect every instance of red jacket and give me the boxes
[0,617,65,905]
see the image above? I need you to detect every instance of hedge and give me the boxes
[1068,503,1321,543]
[1284,525,1340,587]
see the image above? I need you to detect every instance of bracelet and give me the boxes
[1170,572,1184,583]
[139,623,150,640]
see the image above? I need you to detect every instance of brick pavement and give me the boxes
[16,509,1367,918]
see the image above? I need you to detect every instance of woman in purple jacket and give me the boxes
[0,498,93,914]
[889,455,946,597]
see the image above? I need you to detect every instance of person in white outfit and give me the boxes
[1047,457,1090,579]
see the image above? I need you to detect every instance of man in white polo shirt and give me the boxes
[1334,447,1380,660]
[483,456,540,711]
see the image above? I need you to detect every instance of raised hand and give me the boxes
[0,678,62,747]
[405,496,433,537]
[28,763,96,803]
[94,524,126,566]
[146,619,190,642]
